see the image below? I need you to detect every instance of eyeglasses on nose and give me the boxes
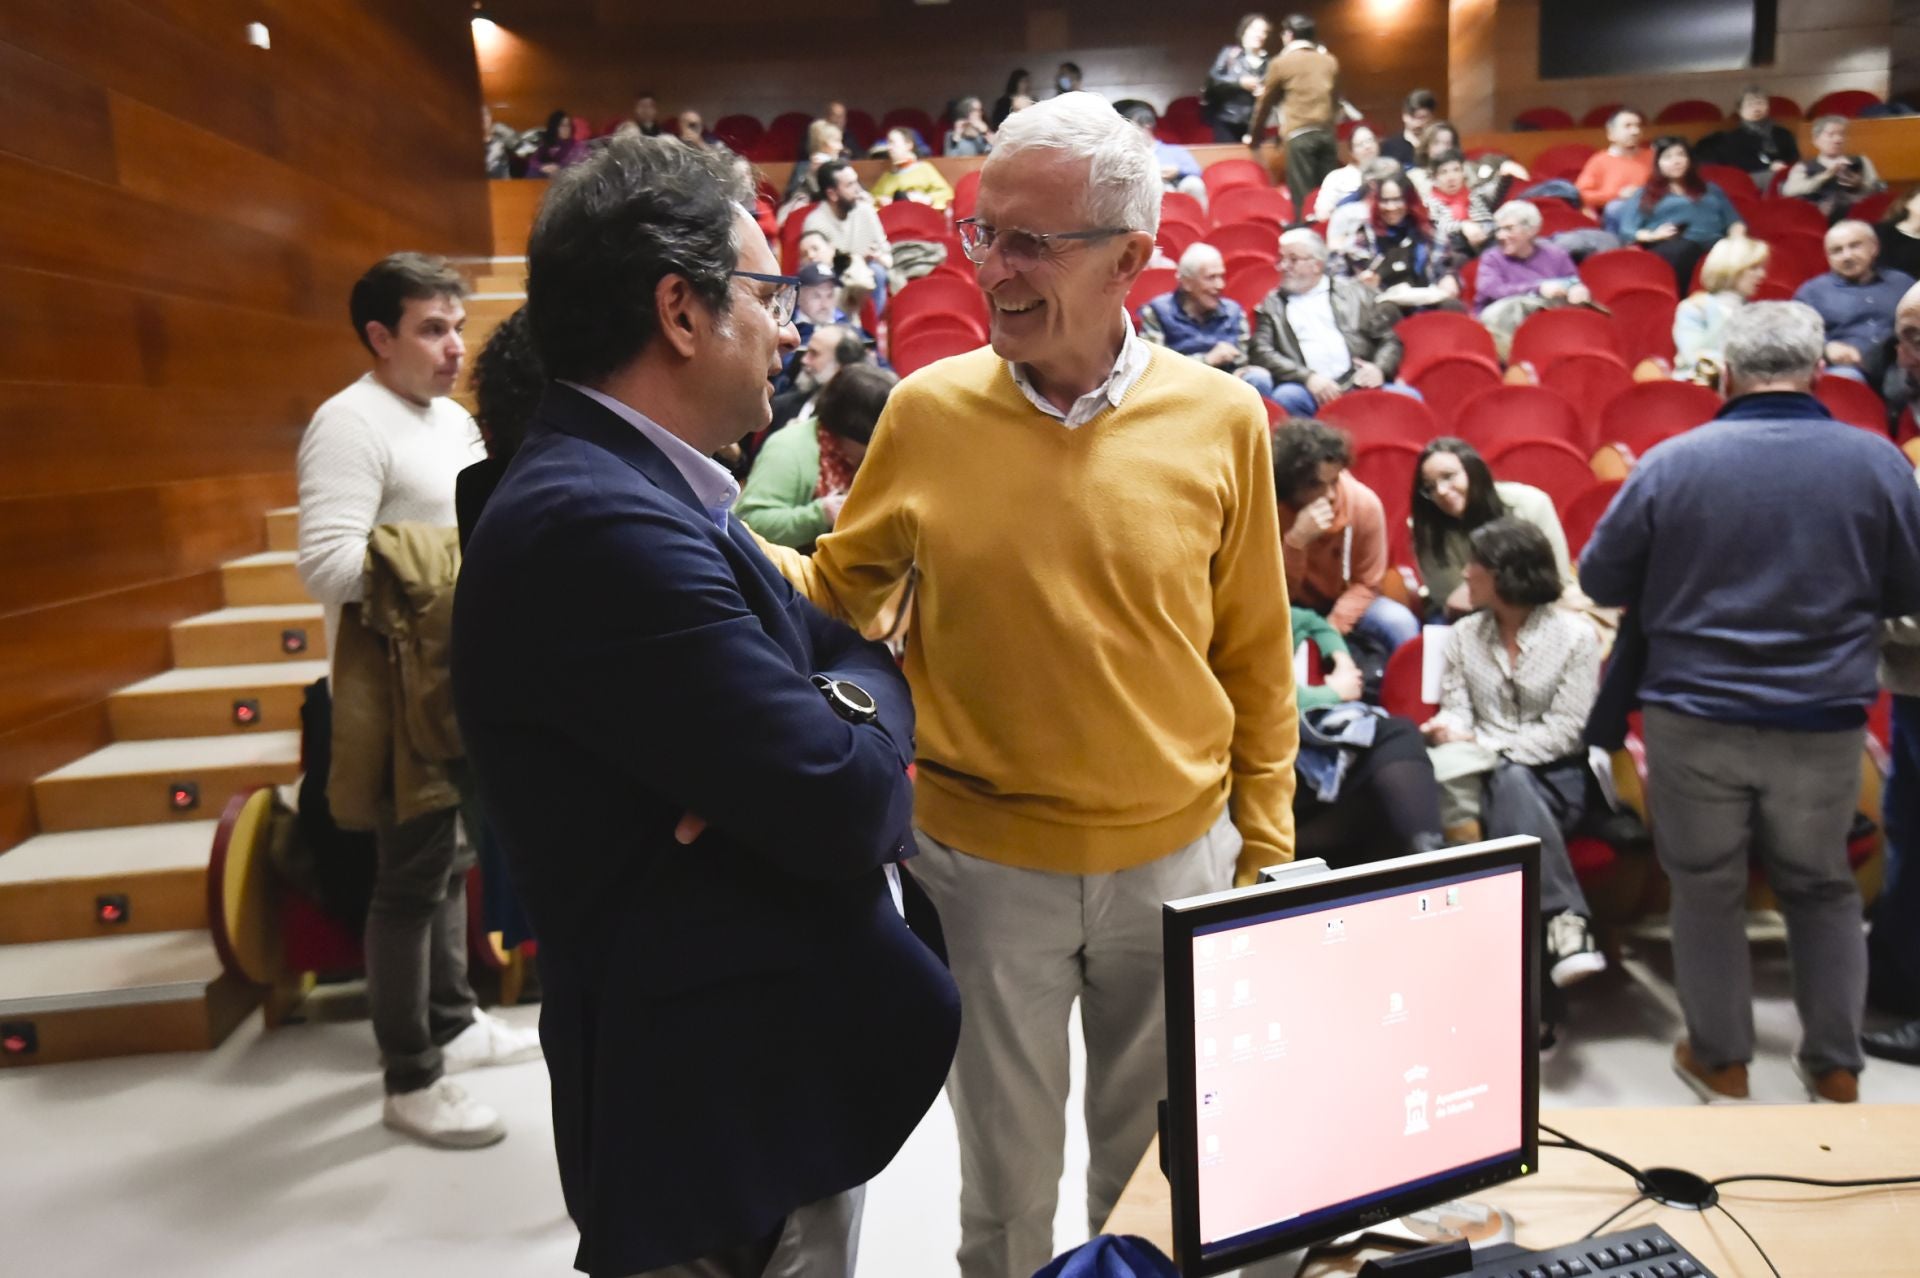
[729,271,801,326]
[955,218,1131,269]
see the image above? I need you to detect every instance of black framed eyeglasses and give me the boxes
[730,270,801,326]
[954,218,1132,269]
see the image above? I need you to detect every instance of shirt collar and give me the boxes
[557,381,741,526]
[1293,276,1332,301]
[1007,312,1153,429]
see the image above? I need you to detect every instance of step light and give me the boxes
[232,698,261,727]
[1,1023,36,1058]
[95,894,129,925]
[168,781,200,812]
[280,628,308,655]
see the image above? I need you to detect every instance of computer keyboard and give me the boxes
[1459,1224,1717,1278]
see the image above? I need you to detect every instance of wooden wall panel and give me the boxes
[0,2,487,851]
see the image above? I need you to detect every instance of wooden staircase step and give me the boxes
[0,930,257,1067]
[0,822,215,944]
[109,661,329,740]
[171,604,326,667]
[265,505,299,552]
[221,551,307,607]
[32,733,301,833]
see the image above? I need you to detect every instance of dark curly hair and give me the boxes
[1271,418,1352,506]
[470,307,544,462]
[526,135,748,384]
[1468,517,1562,607]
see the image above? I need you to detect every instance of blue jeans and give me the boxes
[1272,381,1424,419]
[1872,694,1920,1007]
[1238,365,1276,400]
[1349,594,1421,655]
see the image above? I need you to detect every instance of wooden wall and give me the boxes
[0,1,490,849]
[474,0,1452,140]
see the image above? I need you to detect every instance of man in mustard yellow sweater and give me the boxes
[759,92,1299,1278]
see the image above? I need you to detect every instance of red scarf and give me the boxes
[816,426,858,498]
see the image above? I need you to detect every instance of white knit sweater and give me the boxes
[295,373,482,657]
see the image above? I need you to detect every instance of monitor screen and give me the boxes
[1163,841,1540,1275]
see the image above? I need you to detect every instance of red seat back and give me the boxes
[1380,633,1438,723]
[845,109,877,151]
[713,114,765,151]
[1349,441,1424,565]
[1580,249,1678,302]
[892,325,985,376]
[1206,220,1282,258]
[1453,385,1586,454]
[1397,311,1500,380]
[1203,159,1271,198]
[1319,390,1441,448]
[1162,190,1207,230]
[1815,373,1890,435]
[1514,106,1576,131]
[1531,143,1599,182]
[1411,354,1504,430]
[889,272,989,333]
[878,200,948,241]
[1126,268,1181,319]
[1697,164,1758,200]
[1534,200,1599,236]
[1606,287,1680,367]
[1538,351,1633,453]
[1224,263,1281,316]
[1211,185,1293,228]
[1581,103,1625,128]
[1156,221,1202,262]
[951,170,983,220]
[1510,307,1623,371]
[1655,99,1728,124]
[1482,436,1598,513]
[1562,479,1624,559]
[1747,200,1830,241]
[1595,380,1721,457]
[1807,90,1881,119]
[779,202,821,272]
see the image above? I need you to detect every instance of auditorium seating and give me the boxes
[891,324,985,375]
[1594,379,1723,461]
[1162,190,1206,230]
[1514,106,1576,131]
[1510,307,1624,372]
[1203,158,1270,198]
[1126,268,1180,317]
[888,272,989,338]
[1580,249,1678,302]
[1815,373,1892,434]
[1397,311,1500,380]
[1224,262,1281,315]
[1349,440,1423,566]
[1482,437,1597,512]
[1581,103,1626,128]
[1605,288,1680,367]
[1411,354,1504,428]
[1531,143,1598,181]
[1562,479,1625,558]
[1452,385,1586,454]
[1318,389,1441,448]
[1698,164,1759,200]
[1157,221,1201,261]
[1655,99,1727,124]
[1808,90,1882,119]
[952,169,982,219]
[1206,221,1281,257]
[1538,351,1633,453]
[878,200,949,241]
[1534,200,1600,235]
[1210,185,1292,229]
[1380,633,1438,723]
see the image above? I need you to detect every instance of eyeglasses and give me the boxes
[730,270,800,326]
[954,218,1131,269]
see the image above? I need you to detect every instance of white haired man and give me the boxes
[1248,227,1407,419]
[1137,242,1277,399]
[1581,301,1920,1106]
[757,91,1298,1277]
[1475,201,1593,361]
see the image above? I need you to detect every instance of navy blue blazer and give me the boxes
[452,383,960,1277]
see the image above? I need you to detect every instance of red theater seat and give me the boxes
[1531,144,1599,182]
[1381,633,1438,723]
[1206,220,1283,258]
[1156,221,1201,262]
[1397,311,1500,381]
[1204,159,1271,198]
[878,201,948,241]
[1349,441,1425,561]
[1126,268,1180,318]
[1411,354,1504,430]
[1606,288,1680,368]
[1211,185,1293,228]
[892,325,985,376]
[1807,90,1881,119]
[1581,103,1626,128]
[1538,351,1633,453]
[1580,249,1678,302]
[1562,479,1624,559]
[1697,164,1759,200]
[1224,263,1281,315]
[1816,374,1890,435]
[952,170,982,220]
[1162,190,1207,231]
[1514,106,1576,131]
[1319,390,1441,448]
[1453,386,1586,455]
[1655,99,1728,124]
[1483,436,1598,512]
[1511,307,1623,371]
[1595,380,1721,458]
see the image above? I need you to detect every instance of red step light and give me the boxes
[95,894,129,925]
[232,698,261,726]
[280,628,308,655]
[168,781,200,812]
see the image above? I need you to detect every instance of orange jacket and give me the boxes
[1279,470,1385,633]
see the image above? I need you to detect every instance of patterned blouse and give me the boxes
[1435,604,1600,765]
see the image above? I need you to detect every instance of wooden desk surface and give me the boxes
[1104,1105,1920,1276]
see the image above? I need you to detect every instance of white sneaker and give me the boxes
[443,1008,544,1074]
[382,1079,506,1149]
[1548,913,1608,988]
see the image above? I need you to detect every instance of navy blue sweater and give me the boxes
[1580,392,1920,728]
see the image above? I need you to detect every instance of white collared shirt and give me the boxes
[1007,314,1154,429]
[559,381,741,528]
[1285,278,1353,382]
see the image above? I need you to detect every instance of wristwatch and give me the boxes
[811,674,879,725]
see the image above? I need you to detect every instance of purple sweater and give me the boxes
[1473,241,1579,314]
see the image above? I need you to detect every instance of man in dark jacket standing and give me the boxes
[1249,227,1405,418]
[1581,300,1920,1107]
[453,136,960,1277]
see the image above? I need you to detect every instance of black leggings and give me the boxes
[1642,236,1707,293]
[1295,715,1445,868]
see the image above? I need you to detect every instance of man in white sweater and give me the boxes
[295,253,538,1149]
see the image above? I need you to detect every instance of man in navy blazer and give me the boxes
[453,137,960,1277]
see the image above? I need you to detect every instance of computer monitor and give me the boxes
[1161,838,1542,1276]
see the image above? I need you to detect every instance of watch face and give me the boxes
[838,682,878,714]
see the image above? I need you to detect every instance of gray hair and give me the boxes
[1722,301,1825,386]
[1827,218,1876,245]
[1177,242,1225,279]
[1496,200,1542,232]
[990,91,1161,234]
[1811,114,1848,137]
[1279,227,1329,262]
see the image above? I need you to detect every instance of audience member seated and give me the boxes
[1577,108,1652,213]
[805,161,894,291]
[530,108,588,175]
[1273,419,1422,667]
[1204,13,1271,143]
[1292,605,1447,867]
[1580,300,1920,1105]
[782,119,847,207]
[1118,101,1209,207]
[1380,88,1438,168]
[1311,124,1379,220]
[1138,244,1277,399]
[871,128,956,209]
[769,321,865,435]
[1697,85,1800,185]
[1422,149,1493,260]
[1408,119,1463,192]
[1251,228,1408,418]
[945,96,995,157]
[1673,235,1771,379]
[990,68,1031,129]
[483,107,519,178]
[1053,61,1084,95]
[1411,438,1580,621]
[614,90,664,139]
[1327,158,1404,259]
[1795,219,1915,387]
[737,363,895,553]
[1879,188,1920,280]
[1344,174,1462,312]
[1420,518,1607,1002]
[1475,200,1591,359]
[676,111,717,151]
[1619,136,1744,290]
[1783,116,1887,222]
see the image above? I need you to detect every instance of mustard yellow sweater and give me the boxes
[770,345,1298,883]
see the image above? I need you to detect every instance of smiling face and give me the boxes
[1349,127,1379,165]
[1182,255,1227,311]
[1420,450,1470,518]
[1279,238,1325,294]
[1375,179,1410,226]
[368,294,466,405]
[1493,211,1536,258]
[973,147,1145,369]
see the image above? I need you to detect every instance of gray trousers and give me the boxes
[367,804,477,1094]
[628,1187,864,1278]
[1283,128,1339,223]
[1641,705,1867,1074]
[911,810,1242,1278]
[1442,758,1592,919]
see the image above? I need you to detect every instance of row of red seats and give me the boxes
[1512,90,1883,132]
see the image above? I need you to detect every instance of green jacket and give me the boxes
[1292,606,1350,712]
[736,421,830,550]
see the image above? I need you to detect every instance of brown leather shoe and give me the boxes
[1794,1059,1860,1104]
[1672,1041,1749,1103]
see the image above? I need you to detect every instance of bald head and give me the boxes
[1826,219,1879,282]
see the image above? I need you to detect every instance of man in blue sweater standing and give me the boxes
[1582,300,1920,1105]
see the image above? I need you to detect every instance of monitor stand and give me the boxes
[1234,1201,1516,1277]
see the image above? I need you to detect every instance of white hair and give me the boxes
[1279,227,1329,262]
[1177,242,1224,279]
[1496,200,1542,232]
[1723,301,1825,385]
[1827,218,1876,245]
[990,91,1162,234]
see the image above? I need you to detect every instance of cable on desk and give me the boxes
[1579,1193,1650,1240]
[1538,1122,1649,1185]
[1712,1172,1920,1191]
[1714,1203,1782,1278]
